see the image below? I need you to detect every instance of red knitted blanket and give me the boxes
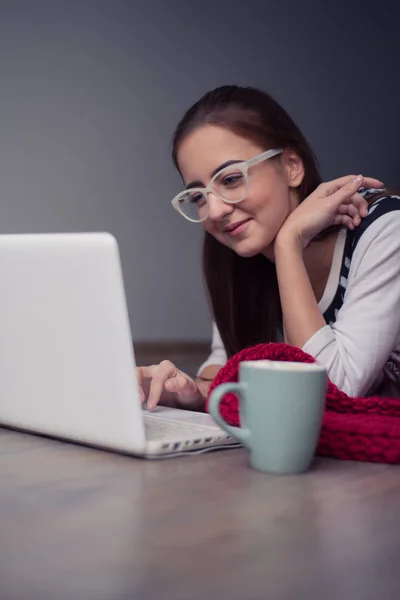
[207,343,400,464]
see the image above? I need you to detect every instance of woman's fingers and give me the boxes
[336,192,368,227]
[137,363,176,407]
[146,361,179,409]
[165,372,198,399]
[137,362,199,409]
[325,177,371,230]
[333,214,355,229]
[337,203,359,217]
[324,175,384,197]
[137,366,153,403]
[359,176,385,189]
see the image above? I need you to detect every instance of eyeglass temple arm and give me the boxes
[246,148,284,168]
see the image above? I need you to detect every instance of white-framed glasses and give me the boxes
[171,148,284,223]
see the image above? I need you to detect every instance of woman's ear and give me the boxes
[283,149,305,188]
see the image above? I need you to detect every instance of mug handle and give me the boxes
[208,382,251,450]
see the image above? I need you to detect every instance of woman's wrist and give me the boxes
[275,228,304,255]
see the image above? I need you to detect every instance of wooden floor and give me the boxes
[3,431,400,600]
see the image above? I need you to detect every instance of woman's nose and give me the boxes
[206,192,234,221]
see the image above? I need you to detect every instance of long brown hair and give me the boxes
[172,85,322,357]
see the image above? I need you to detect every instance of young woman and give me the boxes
[138,85,400,410]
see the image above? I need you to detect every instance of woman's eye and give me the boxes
[190,193,206,205]
[223,173,244,187]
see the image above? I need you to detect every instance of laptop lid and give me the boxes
[0,232,146,454]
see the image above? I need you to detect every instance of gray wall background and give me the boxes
[0,0,398,340]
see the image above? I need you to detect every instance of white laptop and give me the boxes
[0,232,240,457]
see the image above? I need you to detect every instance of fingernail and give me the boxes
[354,174,363,184]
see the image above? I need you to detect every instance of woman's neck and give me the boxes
[302,231,339,303]
[265,227,339,303]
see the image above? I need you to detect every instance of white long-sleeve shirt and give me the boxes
[199,194,400,397]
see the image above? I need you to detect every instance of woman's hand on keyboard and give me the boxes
[137,361,205,411]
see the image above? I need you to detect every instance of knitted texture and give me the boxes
[207,343,400,464]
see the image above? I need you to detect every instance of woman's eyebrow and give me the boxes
[185,159,243,190]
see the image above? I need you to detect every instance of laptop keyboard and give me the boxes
[143,414,222,441]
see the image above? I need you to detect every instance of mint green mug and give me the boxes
[208,360,327,474]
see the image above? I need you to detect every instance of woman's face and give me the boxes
[177,125,304,259]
